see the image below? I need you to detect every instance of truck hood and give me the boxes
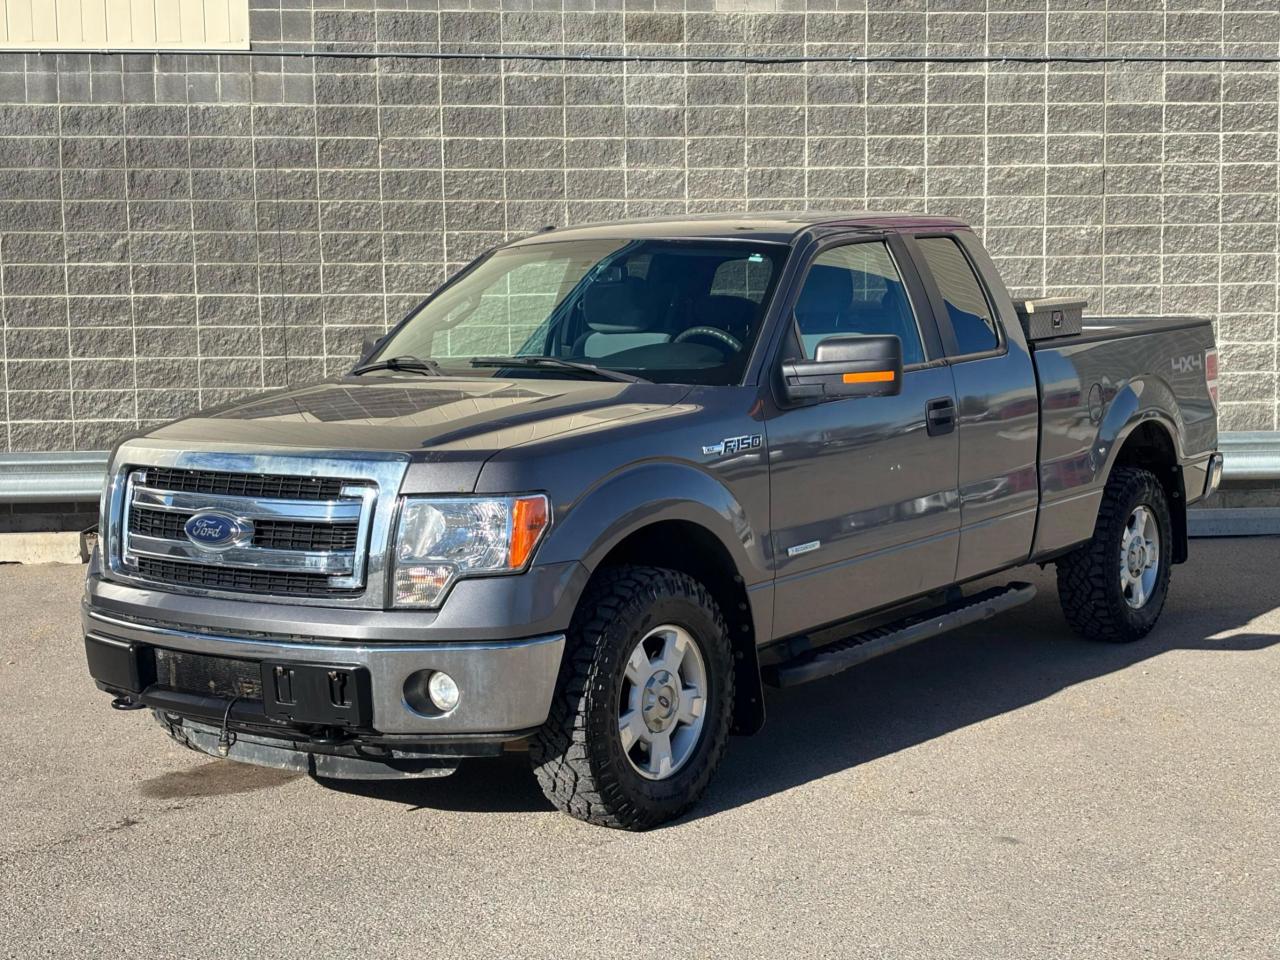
[138,375,691,491]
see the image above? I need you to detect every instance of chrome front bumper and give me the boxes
[84,606,565,737]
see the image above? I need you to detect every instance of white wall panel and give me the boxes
[0,0,250,49]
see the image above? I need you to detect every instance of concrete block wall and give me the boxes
[1,0,1279,454]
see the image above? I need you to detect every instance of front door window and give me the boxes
[793,241,926,366]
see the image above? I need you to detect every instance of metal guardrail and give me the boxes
[0,451,109,503]
[0,431,1277,504]
[1217,432,1280,482]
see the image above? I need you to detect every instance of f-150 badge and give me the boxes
[702,434,762,457]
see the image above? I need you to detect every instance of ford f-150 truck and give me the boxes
[84,212,1222,829]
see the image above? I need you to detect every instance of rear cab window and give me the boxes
[914,236,1001,357]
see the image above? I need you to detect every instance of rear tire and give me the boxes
[1056,466,1173,643]
[530,565,734,830]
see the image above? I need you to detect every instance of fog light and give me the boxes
[427,671,460,712]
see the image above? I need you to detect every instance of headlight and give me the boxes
[392,494,550,607]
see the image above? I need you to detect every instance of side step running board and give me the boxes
[769,582,1037,688]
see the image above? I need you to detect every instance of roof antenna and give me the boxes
[540,224,556,232]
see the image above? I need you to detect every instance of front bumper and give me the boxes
[83,605,565,739]
[83,553,588,644]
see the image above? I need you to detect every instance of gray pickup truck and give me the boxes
[84,212,1222,829]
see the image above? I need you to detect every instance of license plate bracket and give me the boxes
[260,661,372,728]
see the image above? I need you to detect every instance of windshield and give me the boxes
[371,238,788,386]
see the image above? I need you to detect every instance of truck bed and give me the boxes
[1026,313,1218,559]
[1029,314,1212,349]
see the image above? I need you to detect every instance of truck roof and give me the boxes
[507,211,971,246]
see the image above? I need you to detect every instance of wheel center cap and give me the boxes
[641,670,679,731]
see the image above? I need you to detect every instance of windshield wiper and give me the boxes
[468,356,650,384]
[351,355,445,377]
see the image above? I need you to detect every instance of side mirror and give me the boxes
[357,333,387,366]
[780,334,903,405]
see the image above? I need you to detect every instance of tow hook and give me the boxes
[110,696,146,711]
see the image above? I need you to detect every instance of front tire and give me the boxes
[530,565,734,830]
[1056,466,1173,643]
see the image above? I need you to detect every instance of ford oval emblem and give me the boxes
[184,512,245,548]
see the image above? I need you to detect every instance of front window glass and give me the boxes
[793,241,926,365]
[375,239,788,386]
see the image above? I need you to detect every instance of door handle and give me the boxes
[926,397,956,437]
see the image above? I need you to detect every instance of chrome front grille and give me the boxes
[104,449,410,607]
[142,467,347,501]
[129,506,360,552]
[120,468,374,595]
[133,557,350,598]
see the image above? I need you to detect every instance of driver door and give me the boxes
[766,235,961,637]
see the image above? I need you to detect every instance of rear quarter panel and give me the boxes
[1031,319,1218,558]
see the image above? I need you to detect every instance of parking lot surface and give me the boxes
[1,539,1277,959]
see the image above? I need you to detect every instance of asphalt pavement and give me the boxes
[1,540,1277,959]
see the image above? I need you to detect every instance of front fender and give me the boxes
[537,459,769,586]
[535,458,771,736]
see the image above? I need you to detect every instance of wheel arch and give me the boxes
[1108,418,1187,563]
[534,461,769,735]
[1087,372,1188,563]
[589,518,766,736]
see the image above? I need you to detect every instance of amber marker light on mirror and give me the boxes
[842,370,897,384]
